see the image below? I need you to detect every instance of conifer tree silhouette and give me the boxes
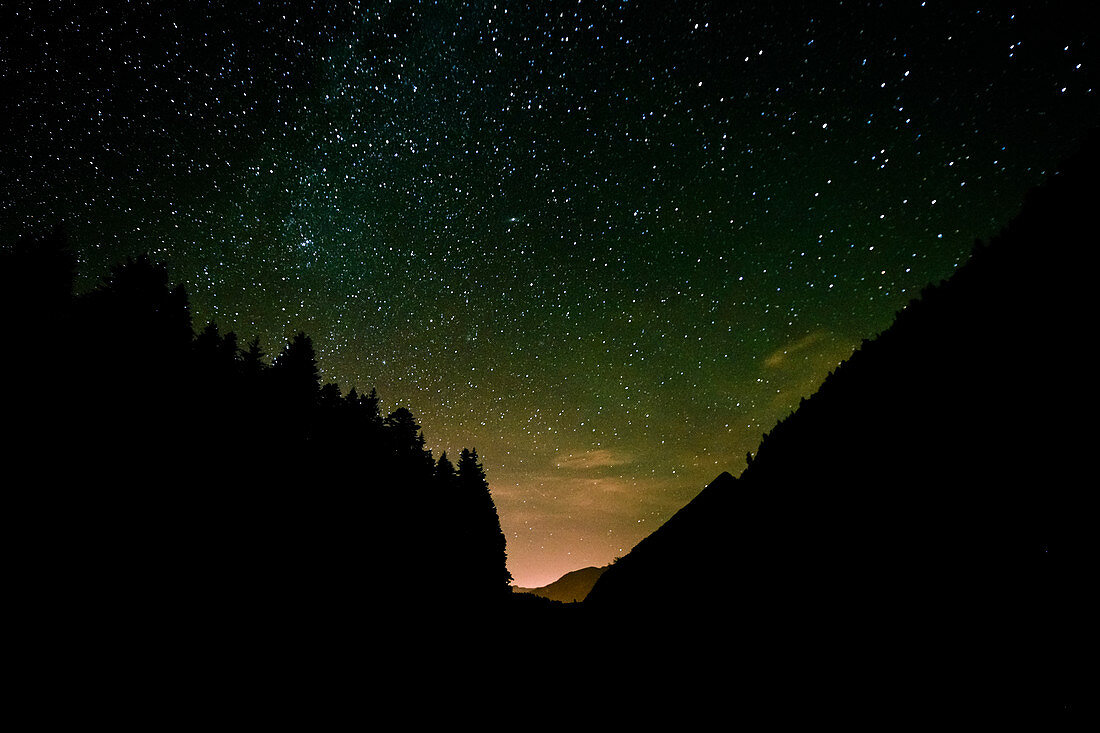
[384,407,432,469]
[241,336,267,380]
[361,388,383,431]
[270,331,321,443]
[456,448,513,596]
[435,452,458,489]
[272,331,321,398]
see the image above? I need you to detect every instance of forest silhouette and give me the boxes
[1,236,517,663]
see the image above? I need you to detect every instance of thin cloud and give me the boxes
[553,448,634,470]
[763,331,828,369]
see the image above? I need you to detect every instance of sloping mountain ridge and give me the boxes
[514,565,608,603]
[581,133,1095,718]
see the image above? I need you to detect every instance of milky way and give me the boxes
[3,1,1095,586]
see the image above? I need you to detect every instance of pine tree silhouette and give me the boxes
[435,452,458,489]
[270,331,321,444]
[456,448,513,597]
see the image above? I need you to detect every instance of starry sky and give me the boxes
[3,1,1096,588]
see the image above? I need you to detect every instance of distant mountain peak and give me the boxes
[514,565,609,604]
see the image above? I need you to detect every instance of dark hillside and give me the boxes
[514,564,608,603]
[1,243,516,668]
[583,132,1095,718]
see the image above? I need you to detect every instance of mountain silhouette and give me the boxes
[580,133,1096,720]
[514,565,608,603]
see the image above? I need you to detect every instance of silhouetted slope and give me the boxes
[583,473,737,609]
[584,133,1096,718]
[2,242,517,668]
[514,564,608,603]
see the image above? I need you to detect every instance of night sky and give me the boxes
[3,1,1095,588]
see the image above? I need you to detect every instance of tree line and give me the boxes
[1,231,513,639]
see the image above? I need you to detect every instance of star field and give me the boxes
[3,1,1095,587]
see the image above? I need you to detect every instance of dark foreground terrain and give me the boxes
[6,135,1092,725]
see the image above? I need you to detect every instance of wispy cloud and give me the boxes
[763,331,828,369]
[759,330,856,412]
[553,448,634,470]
